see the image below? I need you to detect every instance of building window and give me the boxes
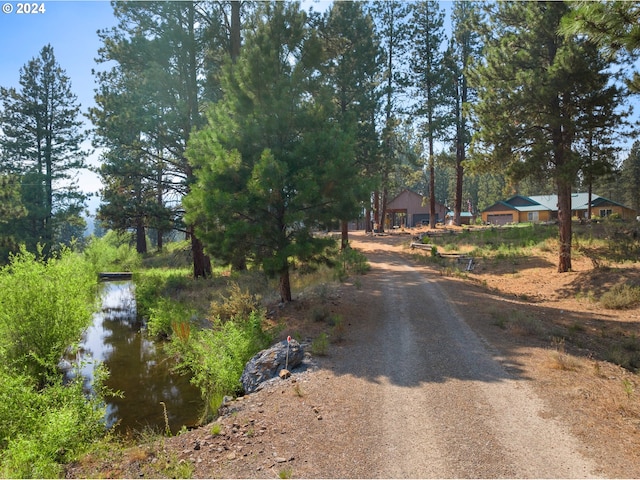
[527,211,539,222]
[599,209,612,218]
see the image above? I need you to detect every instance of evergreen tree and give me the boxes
[621,141,640,214]
[0,174,27,262]
[0,44,87,255]
[470,1,628,272]
[185,1,358,303]
[321,1,381,248]
[410,0,449,228]
[446,0,482,226]
[92,1,241,275]
[562,2,640,93]
[366,0,412,233]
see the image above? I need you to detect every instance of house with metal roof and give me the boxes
[385,189,447,228]
[481,193,636,225]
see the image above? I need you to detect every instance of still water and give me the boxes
[70,281,203,435]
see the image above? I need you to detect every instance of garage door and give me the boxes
[486,214,513,225]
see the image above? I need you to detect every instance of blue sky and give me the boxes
[1,0,636,199]
[0,0,117,195]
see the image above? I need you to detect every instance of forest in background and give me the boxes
[1,0,640,283]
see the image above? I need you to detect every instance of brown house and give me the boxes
[385,189,447,228]
[481,193,636,225]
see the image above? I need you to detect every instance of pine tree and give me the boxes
[0,44,87,255]
[410,0,449,229]
[470,1,628,272]
[185,2,358,303]
[446,1,482,226]
[366,0,412,233]
[321,1,381,248]
[621,141,640,214]
[92,1,238,274]
[562,2,640,93]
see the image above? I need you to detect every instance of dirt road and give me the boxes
[322,240,598,478]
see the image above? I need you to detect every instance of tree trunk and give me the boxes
[341,219,349,250]
[279,267,292,303]
[157,229,163,252]
[230,1,241,62]
[190,227,211,278]
[429,157,436,229]
[373,190,380,232]
[587,182,593,220]
[136,216,147,254]
[380,187,388,233]
[557,180,572,273]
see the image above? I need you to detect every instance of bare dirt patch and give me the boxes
[67,229,640,478]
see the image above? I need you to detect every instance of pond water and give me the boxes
[67,281,203,435]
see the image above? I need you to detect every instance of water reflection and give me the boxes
[72,281,203,435]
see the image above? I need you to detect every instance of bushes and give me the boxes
[600,283,640,309]
[0,247,97,385]
[170,310,272,421]
[0,249,107,478]
[335,246,370,281]
[83,231,141,273]
[1,373,106,478]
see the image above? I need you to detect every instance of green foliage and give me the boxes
[209,282,263,322]
[0,248,110,477]
[600,283,640,310]
[147,298,197,339]
[311,332,330,356]
[0,247,97,385]
[134,268,193,320]
[84,231,142,273]
[334,247,370,281]
[170,310,272,421]
[185,2,365,301]
[1,374,106,478]
[0,45,88,256]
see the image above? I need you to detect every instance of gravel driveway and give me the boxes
[325,246,598,478]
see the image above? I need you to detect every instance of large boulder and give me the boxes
[240,339,304,394]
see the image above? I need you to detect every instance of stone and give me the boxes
[240,339,304,394]
[279,369,291,379]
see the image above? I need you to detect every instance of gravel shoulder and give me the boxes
[66,231,640,479]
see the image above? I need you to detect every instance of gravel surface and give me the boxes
[325,247,597,478]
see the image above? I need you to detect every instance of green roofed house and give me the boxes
[481,193,636,225]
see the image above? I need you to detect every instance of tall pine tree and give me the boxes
[185,1,358,303]
[92,1,237,275]
[366,0,412,233]
[0,44,87,255]
[321,1,381,248]
[410,0,449,228]
[471,1,628,272]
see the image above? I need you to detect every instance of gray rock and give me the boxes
[240,339,304,394]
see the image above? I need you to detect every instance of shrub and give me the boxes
[600,283,640,309]
[335,247,370,281]
[84,232,141,273]
[134,268,192,319]
[0,366,107,478]
[0,247,96,386]
[209,282,263,322]
[147,298,197,339]
[171,311,272,421]
[311,332,329,356]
